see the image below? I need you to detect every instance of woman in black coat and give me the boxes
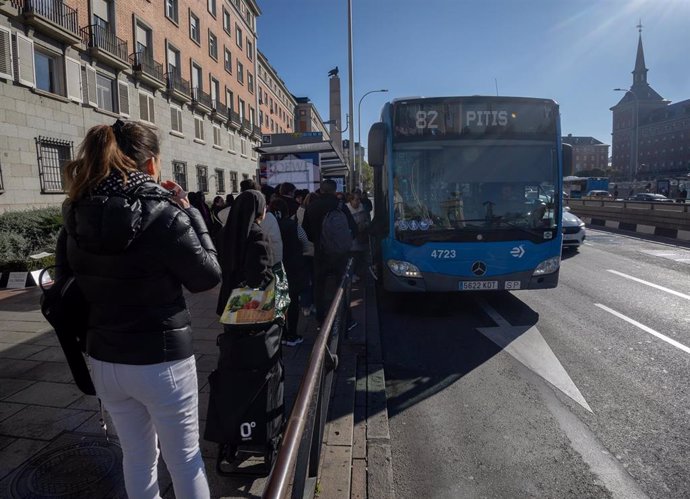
[269,198,309,346]
[216,190,274,315]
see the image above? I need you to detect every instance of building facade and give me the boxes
[0,0,266,212]
[561,135,609,173]
[611,29,690,180]
[257,50,295,136]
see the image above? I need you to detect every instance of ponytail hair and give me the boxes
[63,121,160,200]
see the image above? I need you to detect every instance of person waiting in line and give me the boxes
[269,198,309,346]
[278,182,301,217]
[216,190,274,316]
[58,120,221,499]
[210,196,225,246]
[189,191,213,229]
[346,191,371,283]
[297,192,316,317]
[216,193,235,226]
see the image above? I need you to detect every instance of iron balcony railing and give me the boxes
[165,71,190,96]
[241,118,252,132]
[252,125,262,139]
[130,51,164,82]
[81,24,128,63]
[263,260,352,499]
[21,0,79,36]
[212,99,228,117]
[229,110,241,126]
[192,87,213,110]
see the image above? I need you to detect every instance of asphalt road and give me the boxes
[379,229,690,499]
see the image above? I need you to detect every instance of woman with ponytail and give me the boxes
[56,120,221,499]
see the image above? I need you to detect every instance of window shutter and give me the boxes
[0,26,13,81]
[170,107,179,131]
[84,65,97,107]
[139,92,149,122]
[15,33,35,88]
[118,81,130,117]
[148,95,155,123]
[65,57,82,102]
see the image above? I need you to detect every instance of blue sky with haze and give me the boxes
[258,0,690,151]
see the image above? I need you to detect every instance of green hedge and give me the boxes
[0,207,62,272]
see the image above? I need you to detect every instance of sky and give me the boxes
[257,0,690,152]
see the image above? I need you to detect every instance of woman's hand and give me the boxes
[161,180,190,209]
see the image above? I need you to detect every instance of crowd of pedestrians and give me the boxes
[55,120,373,498]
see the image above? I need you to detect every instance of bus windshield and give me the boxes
[392,141,558,239]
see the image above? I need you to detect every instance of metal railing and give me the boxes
[241,118,252,133]
[212,99,228,117]
[229,110,241,126]
[192,86,213,110]
[130,51,164,82]
[165,71,190,96]
[21,0,79,36]
[81,24,128,63]
[252,125,262,139]
[263,260,352,499]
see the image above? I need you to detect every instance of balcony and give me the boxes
[81,24,129,70]
[229,110,241,130]
[251,125,262,140]
[241,118,252,135]
[191,87,213,114]
[19,0,80,45]
[130,51,165,91]
[165,72,191,104]
[212,100,228,124]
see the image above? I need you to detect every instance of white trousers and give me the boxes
[89,355,210,499]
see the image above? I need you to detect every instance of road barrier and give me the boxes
[567,199,690,241]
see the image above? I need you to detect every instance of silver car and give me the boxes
[562,208,586,250]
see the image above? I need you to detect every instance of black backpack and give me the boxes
[320,202,353,255]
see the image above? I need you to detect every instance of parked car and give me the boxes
[627,193,675,203]
[562,207,585,250]
[583,190,612,200]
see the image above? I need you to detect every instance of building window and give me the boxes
[215,168,225,193]
[223,8,231,34]
[96,73,115,112]
[224,47,232,74]
[238,98,245,120]
[249,107,255,126]
[213,125,222,147]
[165,0,178,23]
[228,131,236,153]
[173,161,187,190]
[166,44,181,75]
[207,0,216,17]
[35,137,73,194]
[208,31,218,60]
[247,71,254,93]
[235,24,243,48]
[189,11,200,44]
[246,40,253,61]
[230,171,238,192]
[139,91,155,124]
[170,105,183,133]
[196,165,208,192]
[237,61,243,84]
[194,115,204,141]
[240,137,247,157]
[34,50,63,95]
[226,88,234,111]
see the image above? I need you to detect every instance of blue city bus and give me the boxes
[367,96,571,292]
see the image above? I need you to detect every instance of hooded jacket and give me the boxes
[57,179,221,365]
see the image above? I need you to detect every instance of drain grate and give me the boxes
[2,432,125,499]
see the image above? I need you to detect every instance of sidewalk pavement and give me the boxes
[0,276,394,498]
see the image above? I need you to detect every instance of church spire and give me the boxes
[632,20,648,86]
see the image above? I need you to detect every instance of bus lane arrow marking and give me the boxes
[476,299,593,413]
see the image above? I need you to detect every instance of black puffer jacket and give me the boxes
[56,181,222,365]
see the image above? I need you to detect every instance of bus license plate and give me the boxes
[460,281,498,290]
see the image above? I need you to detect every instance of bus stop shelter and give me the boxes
[256,132,348,191]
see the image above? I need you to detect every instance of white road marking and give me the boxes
[606,269,690,301]
[595,304,690,355]
[477,299,592,413]
[639,249,690,264]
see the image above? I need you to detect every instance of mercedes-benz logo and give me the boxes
[471,261,487,276]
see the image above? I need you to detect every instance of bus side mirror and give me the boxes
[368,122,386,168]
[562,143,573,177]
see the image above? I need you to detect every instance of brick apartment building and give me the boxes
[561,134,609,173]
[257,49,295,136]
[0,0,273,211]
[611,29,690,180]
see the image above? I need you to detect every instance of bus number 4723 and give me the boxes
[431,249,456,259]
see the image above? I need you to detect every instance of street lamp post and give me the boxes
[614,88,639,180]
[356,89,388,189]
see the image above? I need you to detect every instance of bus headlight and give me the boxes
[387,260,422,278]
[532,256,560,276]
